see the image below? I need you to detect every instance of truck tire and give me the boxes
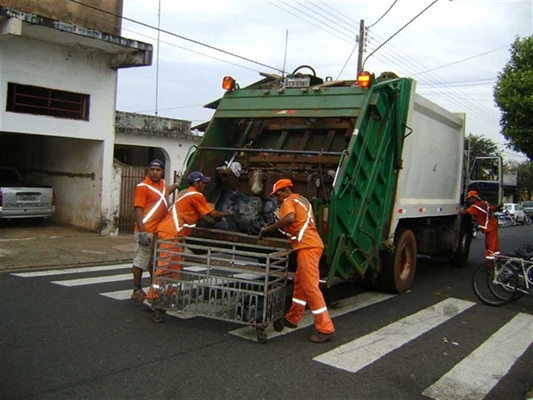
[450,220,472,268]
[379,229,417,294]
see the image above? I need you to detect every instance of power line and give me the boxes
[266,1,354,43]
[68,0,284,73]
[410,46,509,76]
[363,0,440,69]
[367,0,398,28]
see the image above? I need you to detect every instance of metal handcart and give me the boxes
[150,234,291,344]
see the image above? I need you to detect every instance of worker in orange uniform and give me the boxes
[146,171,232,301]
[259,179,335,343]
[131,159,179,302]
[459,190,503,261]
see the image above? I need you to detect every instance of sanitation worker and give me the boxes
[131,159,179,302]
[146,171,232,301]
[259,179,335,343]
[459,190,503,261]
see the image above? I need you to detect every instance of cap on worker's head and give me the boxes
[187,171,211,185]
[269,179,293,196]
[466,190,480,200]
[148,159,165,169]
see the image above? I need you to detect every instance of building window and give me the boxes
[6,83,90,121]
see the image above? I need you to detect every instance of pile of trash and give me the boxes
[198,188,281,236]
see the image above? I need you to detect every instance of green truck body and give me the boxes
[184,68,472,293]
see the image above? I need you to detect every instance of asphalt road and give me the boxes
[1,225,532,400]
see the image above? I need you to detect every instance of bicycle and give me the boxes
[472,251,533,307]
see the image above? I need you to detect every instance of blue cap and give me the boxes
[148,159,164,169]
[187,171,211,185]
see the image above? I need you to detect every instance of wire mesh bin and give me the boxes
[150,235,291,343]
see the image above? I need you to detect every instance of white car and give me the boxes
[503,203,531,224]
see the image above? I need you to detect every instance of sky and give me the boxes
[115,0,532,163]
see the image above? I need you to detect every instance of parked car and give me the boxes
[503,203,531,225]
[522,201,533,216]
[0,167,55,220]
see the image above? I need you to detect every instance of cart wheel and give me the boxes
[256,328,268,344]
[273,319,284,332]
[152,308,166,323]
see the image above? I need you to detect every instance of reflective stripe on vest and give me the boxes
[285,197,313,243]
[137,180,167,225]
[171,190,203,233]
[472,201,490,230]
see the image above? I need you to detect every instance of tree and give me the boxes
[517,161,533,201]
[464,134,501,183]
[493,36,533,160]
[464,133,500,160]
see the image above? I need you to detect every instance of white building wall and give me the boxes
[0,36,118,231]
[115,133,200,180]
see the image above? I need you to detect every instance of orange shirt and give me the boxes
[157,187,213,237]
[466,200,498,233]
[279,193,323,251]
[133,177,168,233]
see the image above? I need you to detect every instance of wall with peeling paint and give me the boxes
[115,111,202,181]
[0,36,119,232]
[0,0,123,35]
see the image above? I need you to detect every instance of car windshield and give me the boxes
[523,202,533,207]
[504,204,514,211]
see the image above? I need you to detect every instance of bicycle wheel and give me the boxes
[472,262,520,306]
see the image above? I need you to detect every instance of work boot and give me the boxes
[131,289,147,302]
[308,331,335,344]
[283,317,297,329]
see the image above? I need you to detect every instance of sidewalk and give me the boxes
[0,221,134,272]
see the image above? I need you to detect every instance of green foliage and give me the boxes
[493,36,533,160]
[517,161,533,200]
[464,133,500,159]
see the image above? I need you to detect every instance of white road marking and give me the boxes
[100,287,151,300]
[52,273,131,286]
[13,264,131,277]
[0,237,36,242]
[229,292,396,342]
[422,312,533,400]
[313,298,475,373]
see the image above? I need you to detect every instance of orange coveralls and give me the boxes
[147,187,213,299]
[281,193,335,335]
[133,177,169,234]
[466,200,500,259]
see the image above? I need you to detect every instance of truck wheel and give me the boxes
[379,229,417,294]
[450,220,472,268]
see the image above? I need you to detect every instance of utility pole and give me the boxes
[357,19,365,73]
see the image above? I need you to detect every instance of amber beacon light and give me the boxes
[357,71,371,89]
[222,76,236,91]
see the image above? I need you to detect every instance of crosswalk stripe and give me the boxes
[12,264,131,277]
[100,287,151,300]
[313,298,475,373]
[229,292,396,341]
[52,273,131,286]
[422,312,533,400]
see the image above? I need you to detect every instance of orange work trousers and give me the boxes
[284,247,335,334]
[147,231,183,301]
[483,229,500,259]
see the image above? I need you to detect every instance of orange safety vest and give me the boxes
[279,193,323,251]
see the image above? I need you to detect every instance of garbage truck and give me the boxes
[181,66,474,294]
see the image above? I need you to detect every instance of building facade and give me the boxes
[0,2,152,233]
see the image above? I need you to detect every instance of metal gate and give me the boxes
[119,165,146,233]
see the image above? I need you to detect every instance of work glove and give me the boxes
[138,232,151,246]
